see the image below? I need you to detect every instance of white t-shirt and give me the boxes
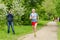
[30,13,38,22]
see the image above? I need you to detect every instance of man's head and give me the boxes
[32,9,35,13]
[8,10,11,14]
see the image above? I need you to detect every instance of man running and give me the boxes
[30,9,39,37]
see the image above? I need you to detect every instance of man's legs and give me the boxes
[11,22,15,34]
[7,22,10,33]
[32,22,37,37]
[34,23,37,32]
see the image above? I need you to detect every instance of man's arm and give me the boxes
[37,14,39,20]
[38,16,39,20]
[6,14,8,20]
[12,14,14,21]
[30,14,32,19]
[30,16,32,19]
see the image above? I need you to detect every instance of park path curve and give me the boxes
[18,21,58,40]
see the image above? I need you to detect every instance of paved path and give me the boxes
[18,21,58,40]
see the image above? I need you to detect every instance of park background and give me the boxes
[0,0,60,40]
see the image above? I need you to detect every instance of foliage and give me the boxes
[57,22,60,40]
[0,21,47,40]
[21,0,44,24]
[42,0,57,20]
[56,0,60,17]
[0,0,59,25]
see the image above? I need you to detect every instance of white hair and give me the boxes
[32,9,35,11]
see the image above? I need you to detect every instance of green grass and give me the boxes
[0,21,48,40]
[57,22,60,40]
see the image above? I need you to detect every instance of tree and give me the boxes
[21,0,44,24]
[56,0,60,21]
[56,0,60,17]
[42,0,57,20]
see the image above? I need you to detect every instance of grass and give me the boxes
[0,21,48,40]
[57,22,60,40]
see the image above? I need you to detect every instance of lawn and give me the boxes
[57,22,60,40]
[0,21,48,40]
